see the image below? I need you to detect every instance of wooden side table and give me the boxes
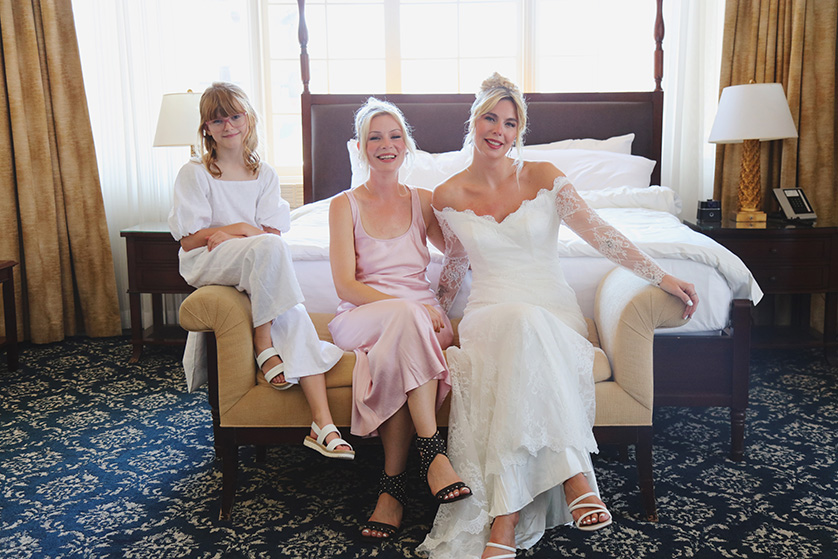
[120,223,194,362]
[686,217,838,366]
[0,260,19,371]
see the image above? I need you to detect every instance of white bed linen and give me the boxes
[284,189,763,334]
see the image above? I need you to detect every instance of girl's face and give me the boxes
[473,98,519,158]
[204,109,249,150]
[362,114,406,173]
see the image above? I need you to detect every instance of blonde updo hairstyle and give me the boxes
[199,82,260,178]
[354,97,417,172]
[466,73,528,167]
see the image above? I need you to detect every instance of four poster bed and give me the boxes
[289,0,757,462]
[179,0,762,522]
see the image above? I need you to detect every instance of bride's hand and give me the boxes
[658,275,699,320]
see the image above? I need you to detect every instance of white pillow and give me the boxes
[523,133,634,154]
[579,185,682,215]
[348,138,652,191]
[522,148,655,191]
[403,148,470,189]
[347,140,366,188]
[347,140,469,190]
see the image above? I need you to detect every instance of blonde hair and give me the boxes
[199,82,260,178]
[354,97,417,171]
[466,73,528,166]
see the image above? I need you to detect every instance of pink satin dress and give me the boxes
[328,187,453,437]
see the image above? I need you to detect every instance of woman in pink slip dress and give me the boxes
[328,98,472,542]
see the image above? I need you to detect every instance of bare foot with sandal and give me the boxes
[255,347,290,389]
[564,472,612,531]
[426,452,470,502]
[482,512,519,558]
[360,472,405,541]
[416,430,471,503]
[254,323,291,390]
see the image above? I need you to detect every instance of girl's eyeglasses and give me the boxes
[205,113,247,132]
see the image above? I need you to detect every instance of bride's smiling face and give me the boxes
[473,99,519,157]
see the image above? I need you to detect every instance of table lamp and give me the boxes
[153,91,202,158]
[708,83,798,223]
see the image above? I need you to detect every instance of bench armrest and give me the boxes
[594,268,689,410]
[179,285,256,415]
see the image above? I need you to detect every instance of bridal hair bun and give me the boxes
[479,72,520,97]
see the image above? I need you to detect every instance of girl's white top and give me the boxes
[168,159,290,240]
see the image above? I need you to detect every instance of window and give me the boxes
[263,0,656,171]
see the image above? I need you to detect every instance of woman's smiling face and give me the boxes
[363,114,407,172]
[473,98,519,158]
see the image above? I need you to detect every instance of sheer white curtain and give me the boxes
[661,0,726,217]
[72,0,259,328]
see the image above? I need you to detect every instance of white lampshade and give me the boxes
[153,92,202,147]
[709,83,798,144]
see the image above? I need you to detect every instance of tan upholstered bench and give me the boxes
[179,267,686,521]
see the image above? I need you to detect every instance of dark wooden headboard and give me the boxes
[298,0,665,204]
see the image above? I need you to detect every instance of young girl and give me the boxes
[328,98,471,541]
[168,82,353,460]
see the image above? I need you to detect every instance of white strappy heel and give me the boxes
[484,542,516,558]
[568,491,613,532]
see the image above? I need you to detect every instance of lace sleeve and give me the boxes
[555,177,666,286]
[434,210,470,314]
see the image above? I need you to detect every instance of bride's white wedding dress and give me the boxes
[417,176,665,558]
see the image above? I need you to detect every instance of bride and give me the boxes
[417,74,698,559]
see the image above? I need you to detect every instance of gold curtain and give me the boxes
[0,0,121,343]
[714,0,837,224]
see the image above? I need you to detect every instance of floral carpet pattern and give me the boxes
[0,337,836,558]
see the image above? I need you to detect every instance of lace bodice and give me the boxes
[435,175,666,313]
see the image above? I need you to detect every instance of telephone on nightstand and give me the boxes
[773,188,816,222]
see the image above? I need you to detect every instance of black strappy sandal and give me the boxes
[415,430,472,504]
[359,470,407,543]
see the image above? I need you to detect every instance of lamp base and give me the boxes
[735,209,767,222]
[735,219,767,229]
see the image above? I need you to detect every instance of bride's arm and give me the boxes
[554,175,698,318]
[434,209,469,314]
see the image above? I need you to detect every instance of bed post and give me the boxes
[298,0,314,204]
[650,0,664,185]
[655,0,664,92]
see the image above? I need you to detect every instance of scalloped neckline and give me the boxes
[437,176,569,225]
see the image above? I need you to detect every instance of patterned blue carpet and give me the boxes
[0,337,836,558]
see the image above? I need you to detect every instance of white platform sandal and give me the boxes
[568,491,613,532]
[255,348,292,391]
[303,422,355,460]
[483,542,516,558]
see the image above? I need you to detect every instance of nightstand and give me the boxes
[686,217,838,365]
[120,223,194,362]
